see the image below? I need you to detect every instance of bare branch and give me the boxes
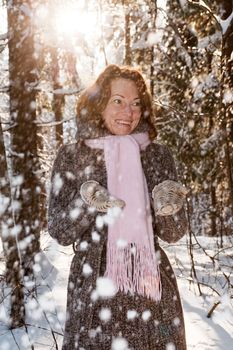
[0,86,10,93]
[207,301,221,318]
[36,116,76,127]
[2,123,18,132]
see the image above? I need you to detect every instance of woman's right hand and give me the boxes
[80,180,125,213]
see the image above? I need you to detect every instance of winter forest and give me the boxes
[0,0,232,349]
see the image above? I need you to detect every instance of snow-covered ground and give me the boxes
[0,233,232,349]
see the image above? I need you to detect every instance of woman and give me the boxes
[48,65,188,350]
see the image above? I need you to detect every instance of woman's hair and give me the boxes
[76,64,156,139]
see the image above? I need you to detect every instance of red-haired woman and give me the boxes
[48,64,188,350]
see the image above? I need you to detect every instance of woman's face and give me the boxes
[102,78,142,135]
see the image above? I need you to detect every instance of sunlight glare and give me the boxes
[54,7,98,36]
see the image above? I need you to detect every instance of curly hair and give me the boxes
[76,64,156,139]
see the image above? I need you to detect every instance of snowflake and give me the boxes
[111,337,128,350]
[82,263,93,277]
[99,307,112,322]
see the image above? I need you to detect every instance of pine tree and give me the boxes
[153,0,233,236]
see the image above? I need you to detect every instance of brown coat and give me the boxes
[48,128,188,349]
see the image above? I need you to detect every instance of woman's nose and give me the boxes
[123,103,133,115]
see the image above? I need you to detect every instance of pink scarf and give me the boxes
[85,132,161,301]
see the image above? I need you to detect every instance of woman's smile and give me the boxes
[115,119,133,129]
[115,119,132,125]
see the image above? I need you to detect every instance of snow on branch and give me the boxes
[188,0,233,34]
[19,4,33,18]
[0,33,8,41]
[36,116,75,127]
[1,123,18,132]
[219,11,233,35]
[34,86,82,96]
[200,130,225,155]
[0,86,9,93]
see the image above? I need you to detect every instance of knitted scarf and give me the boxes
[85,132,161,301]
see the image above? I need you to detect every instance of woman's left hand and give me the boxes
[152,180,189,216]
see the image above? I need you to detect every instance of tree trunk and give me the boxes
[51,48,64,148]
[220,1,233,215]
[65,50,79,87]
[122,0,132,66]
[0,121,11,256]
[149,2,157,95]
[7,0,41,328]
[124,9,131,65]
[210,184,217,236]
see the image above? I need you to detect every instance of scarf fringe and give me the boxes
[105,242,162,302]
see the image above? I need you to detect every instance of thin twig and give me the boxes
[10,329,20,349]
[182,276,220,296]
[186,198,202,295]
[24,323,35,350]
[25,323,63,336]
[28,291,60,350]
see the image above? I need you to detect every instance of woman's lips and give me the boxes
[115,119,132,126]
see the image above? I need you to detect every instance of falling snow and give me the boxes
[0,0,232,349]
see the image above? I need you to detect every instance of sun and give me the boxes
[34,2,99,41]
[54,6,98,37]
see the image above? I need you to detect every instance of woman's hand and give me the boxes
[80,180,125,213]
[152,180,189,216]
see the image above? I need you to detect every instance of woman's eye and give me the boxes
[113,99,122,104]
[132,101,141,107]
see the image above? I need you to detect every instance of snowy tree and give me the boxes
[7,0,43,327]
[153,0,233,237]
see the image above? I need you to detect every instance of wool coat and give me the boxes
[48,118,188,350]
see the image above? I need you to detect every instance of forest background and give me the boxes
[0,0,232,349]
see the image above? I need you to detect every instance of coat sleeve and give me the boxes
[153,145,188,243]
[47,144,97,246]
